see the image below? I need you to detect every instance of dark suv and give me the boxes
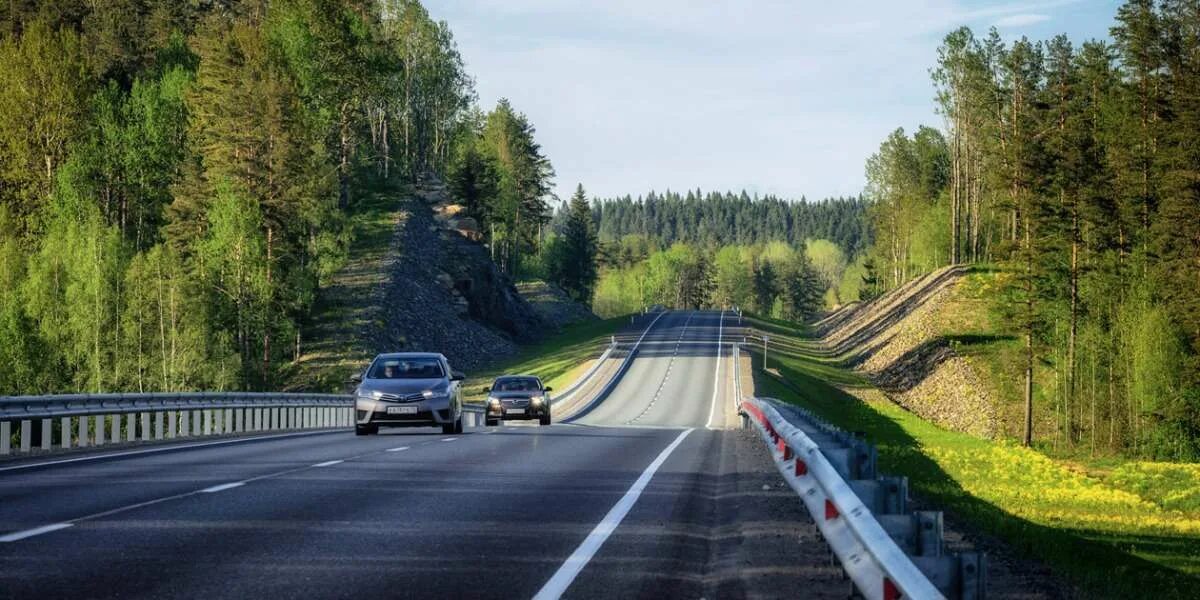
[352,353,465,435]
[484,376,552,426]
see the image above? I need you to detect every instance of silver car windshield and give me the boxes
[369,358,445,380]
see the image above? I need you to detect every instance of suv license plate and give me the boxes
[387,406,418,415]
[507,408,525,415]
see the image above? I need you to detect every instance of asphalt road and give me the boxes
[0,311,843,599]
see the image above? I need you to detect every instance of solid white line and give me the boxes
[386,446,410,452]
[532,428,694,600]
[200,482,245,493]
[441,437,457,442]
[0,523,73,543]
[312,460,343,468]
[705,310,726,429]
[0,429,341,473]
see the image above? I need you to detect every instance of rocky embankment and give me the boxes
[516,281,597,329]
[816,266,999,438]
[289,178,581,390]
[369,179,545,371]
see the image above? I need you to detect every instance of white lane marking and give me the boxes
[441,437,458,442]
[0,429,341,473]
[0,523,74,543]
[625,312,695,425]
[200,482,245,493]
[312,460,343,468]
[386,446,410,452]
[705,310,726,429]
[533,428,694,600]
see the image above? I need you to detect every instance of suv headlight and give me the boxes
[487,396,500,405]
[530,396,544,405]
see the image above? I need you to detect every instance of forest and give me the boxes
[863,0,1200,459]
[0,0,556,395]
[591,191,869,256]
[540,189,868,323]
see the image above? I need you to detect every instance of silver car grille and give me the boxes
[501,399,529,408]
[378,392,425,403]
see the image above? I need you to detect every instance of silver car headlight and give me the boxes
[530,396,544,405]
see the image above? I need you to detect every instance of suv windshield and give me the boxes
[368,357,445,380]
[493,377,541,392]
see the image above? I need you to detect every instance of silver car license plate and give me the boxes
[507,408,525,415]
[387,406,418,415]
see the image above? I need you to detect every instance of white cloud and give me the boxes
[993,13,1052,28]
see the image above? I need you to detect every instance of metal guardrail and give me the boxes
[733,340,984,600]
[561,309,669,422]
[1,393,354,456]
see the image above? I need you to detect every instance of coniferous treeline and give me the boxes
[0,1,554,394]
[590,190,870,256]
[865,0,1200,459]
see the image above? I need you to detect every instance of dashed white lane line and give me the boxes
[0,440,441,543]
[200,482,245,493]
[441,438,458,442]
[532,428,694,600]
[705,310,726,430]
[386,446,410,452]
[0,523,73,543]
[626,312,695,425]
[0,429,343,473]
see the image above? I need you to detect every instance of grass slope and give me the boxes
[744,314,1200,599]
[285,184,405,392]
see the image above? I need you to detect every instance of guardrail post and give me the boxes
[167,411,177,438]
[61,417,71,449]
[959,552,986,600]
[77,416,87,448]
[126,413,136,443]
[22,419,32,452]
[140,412,150,441]
[180,411,189,438]
[223,409,232,434]
[94,415,104,446]
[234,409,243,433]
[41,419,51,451]
[192,410,202,436]
[916,511,944,557]
[0,421,10,455]
[155,412,164,440]
[110,415,119,444]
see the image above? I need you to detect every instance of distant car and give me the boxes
[484,376,552,426]
[351,353,465,435]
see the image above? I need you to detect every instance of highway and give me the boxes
[0,311,843,599]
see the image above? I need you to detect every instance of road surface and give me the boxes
[0,311,843,599]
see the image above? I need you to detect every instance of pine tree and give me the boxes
[552,184,598,302]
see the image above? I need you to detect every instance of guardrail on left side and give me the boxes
[0,393,354,456]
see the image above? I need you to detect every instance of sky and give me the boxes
[424,1,1123,203]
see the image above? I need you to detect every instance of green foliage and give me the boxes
[862,2,1200,459]
[0,1,512,393]
[590,189,868,256]
[593,241,826,320]
[544,184,598,302]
